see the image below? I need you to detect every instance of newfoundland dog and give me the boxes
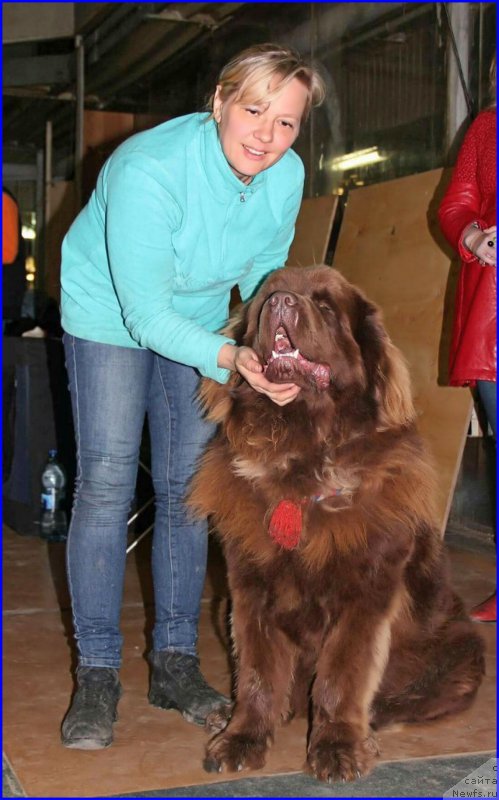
[189,266,485,783]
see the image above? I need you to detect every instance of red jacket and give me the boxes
[438,109,496,386]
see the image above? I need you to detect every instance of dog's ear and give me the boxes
[355,297,416,429]
[198,376,236,423]
[199,302,251,424]
[376,336,416,429]
[221,301,250,345]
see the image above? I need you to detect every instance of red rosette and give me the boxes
[269,500,303,550]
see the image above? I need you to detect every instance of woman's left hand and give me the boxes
[462,224,496,266]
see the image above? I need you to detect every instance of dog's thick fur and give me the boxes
[189,266,485,783]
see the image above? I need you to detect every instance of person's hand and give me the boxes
[462,224,496,266]
[234,346,301,406]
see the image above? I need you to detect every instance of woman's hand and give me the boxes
[218,343,301,406]
[462,224,496,266]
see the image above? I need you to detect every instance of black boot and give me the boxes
[148,651,230,726]
[61,666,122,749]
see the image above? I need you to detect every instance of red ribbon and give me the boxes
[269,500,303,550]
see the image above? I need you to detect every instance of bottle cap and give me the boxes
[48,449,57,458]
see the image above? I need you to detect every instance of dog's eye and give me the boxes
[318,303,332,313]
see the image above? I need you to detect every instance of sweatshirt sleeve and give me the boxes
[238,165,304,301]
[104,154,234,383]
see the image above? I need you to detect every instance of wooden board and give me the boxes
[332,168,473,535]
[231,194,338,308]
[287,194,337,267]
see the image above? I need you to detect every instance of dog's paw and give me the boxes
[205,703,233,734]
[204,731,269,773]
[307,734,377,783]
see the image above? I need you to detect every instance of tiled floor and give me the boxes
[2,523,496,799]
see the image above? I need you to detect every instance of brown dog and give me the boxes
[189,266,485,783]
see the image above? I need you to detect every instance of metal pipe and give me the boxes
[127,496,154,527]
[44,120,52,228]
[41,120,53,294]
[35,147,44,288]
[126,524,154,555]
[309,2,318,199]
[444,2,472,154]
[478,4,484,110]
[74,34,84,211]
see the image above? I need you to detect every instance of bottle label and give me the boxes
[42,490,56,511]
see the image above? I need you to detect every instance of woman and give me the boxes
[438,56,496,623]
[60,44,325,749]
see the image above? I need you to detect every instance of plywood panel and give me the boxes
[231,194,338,309]
[287,194,337,266]
[333,168,473,534]
[82,110,136,203]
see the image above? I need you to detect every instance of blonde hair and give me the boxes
[207,43,326,121]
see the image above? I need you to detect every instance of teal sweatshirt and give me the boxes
[61,112,305,382]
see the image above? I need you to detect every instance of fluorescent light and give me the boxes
[330,147,386,172]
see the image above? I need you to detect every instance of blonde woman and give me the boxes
[60,44,325,749]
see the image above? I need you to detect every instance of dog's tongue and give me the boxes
[305,362,331,390]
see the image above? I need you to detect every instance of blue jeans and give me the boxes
[476,380,497,439]
[63,334,214,669]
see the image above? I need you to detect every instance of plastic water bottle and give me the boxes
[40,449,68,542]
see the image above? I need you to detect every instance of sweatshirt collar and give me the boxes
[199,114,265,199]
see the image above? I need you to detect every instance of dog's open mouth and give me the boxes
[263,326,331,390]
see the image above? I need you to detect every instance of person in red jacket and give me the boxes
[438,56,496,623]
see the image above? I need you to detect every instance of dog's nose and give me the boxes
[268,291,297,311]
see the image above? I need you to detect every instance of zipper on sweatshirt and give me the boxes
[221,192,247,263]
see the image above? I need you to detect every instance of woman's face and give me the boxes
[213,77,309,183]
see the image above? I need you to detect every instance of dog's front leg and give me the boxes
[204,587,295,774]
[307,602,394,783]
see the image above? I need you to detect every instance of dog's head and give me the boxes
[203,266,415,433]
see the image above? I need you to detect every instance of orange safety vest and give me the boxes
[3,190,20,264]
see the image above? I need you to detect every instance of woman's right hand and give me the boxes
[234,346,301,406]
[462,224,496,266]
[217,343,300,406]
